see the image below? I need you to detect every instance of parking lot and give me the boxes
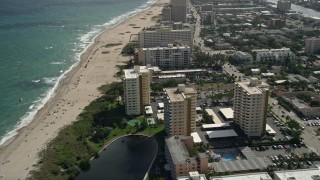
[253,144,310,157]
[266,117,286,141]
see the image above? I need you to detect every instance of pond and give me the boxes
[76,135,158,180]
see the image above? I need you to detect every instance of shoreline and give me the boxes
[0,0,168,178]
[0,0,159,147]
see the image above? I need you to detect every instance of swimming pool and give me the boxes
[221,152,237,161]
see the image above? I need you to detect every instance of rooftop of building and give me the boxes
[234,51,252,56]
[274,165,320,180]
[219,108,234,119]
[165,136,195,163]
[236,78,269,95]
[141,44,190,51]
[252,47,291,52]
[210,172,272,180]
[165,84,196,102]
[157,74,186,79]
[141,26,191,32]
[124,69,139,79]
[306,37,320,40]
[161,69,207,74]
[177,171,207,180]
[206,129,238,138]
[124,65,160,79]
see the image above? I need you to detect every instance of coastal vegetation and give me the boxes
[121,42,138,55]
[101,51,110,54]
[103,43,122,48]
[28,82,164,179]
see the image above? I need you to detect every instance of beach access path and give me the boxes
[0,0,168,178]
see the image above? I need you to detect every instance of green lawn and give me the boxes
[28,82,163,180]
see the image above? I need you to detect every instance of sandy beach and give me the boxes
[0,0,168,178]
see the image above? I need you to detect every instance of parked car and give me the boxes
[306,161,312,165]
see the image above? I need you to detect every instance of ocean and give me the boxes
[0,0,155,145]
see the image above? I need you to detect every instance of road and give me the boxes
[189,2,245,81]
[269,97,320,154]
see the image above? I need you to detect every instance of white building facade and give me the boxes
[252,48,294,62]
[137,44,191,68]
[138,27,193,48]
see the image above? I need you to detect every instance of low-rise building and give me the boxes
[165,136,208,179]
[274,165,320,180]
[278,91,320,118]
[211,172,272,180]
[232,51,253,64]
[251,68,261,75]
[214,43,232,50]
[177,171,207,180]
[153,74,186,84]
[219,108,234,120]
[252,48,294,63]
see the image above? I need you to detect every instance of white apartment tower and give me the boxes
[164,84,197,136]
[234,78,270,137]
[138,27,193,48]
[123,66,152,116]
[305,37,320,54]
[137,44,191,68]
[171,0,187,23]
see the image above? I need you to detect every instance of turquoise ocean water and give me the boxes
[0,0,155,145]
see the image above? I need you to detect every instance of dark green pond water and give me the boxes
[77,135,158,180]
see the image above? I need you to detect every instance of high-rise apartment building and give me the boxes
[123,66,153,116]
[136,44,191,68]
[234,78,269,137]
[305,37,320,54]
[171,0,187,23]
[138,27,193,48]
[162,6,172,22]
[277,0,291,12]
[164,84,197,136]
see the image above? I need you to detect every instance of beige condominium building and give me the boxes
[136,44,191,68]
[305,37,320,54]
[164,84,197,136]
[234,78,269,137]
[165,136,208,179]
[138,27,193,48]
[171,0,187,23]
[123,66,154,116]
